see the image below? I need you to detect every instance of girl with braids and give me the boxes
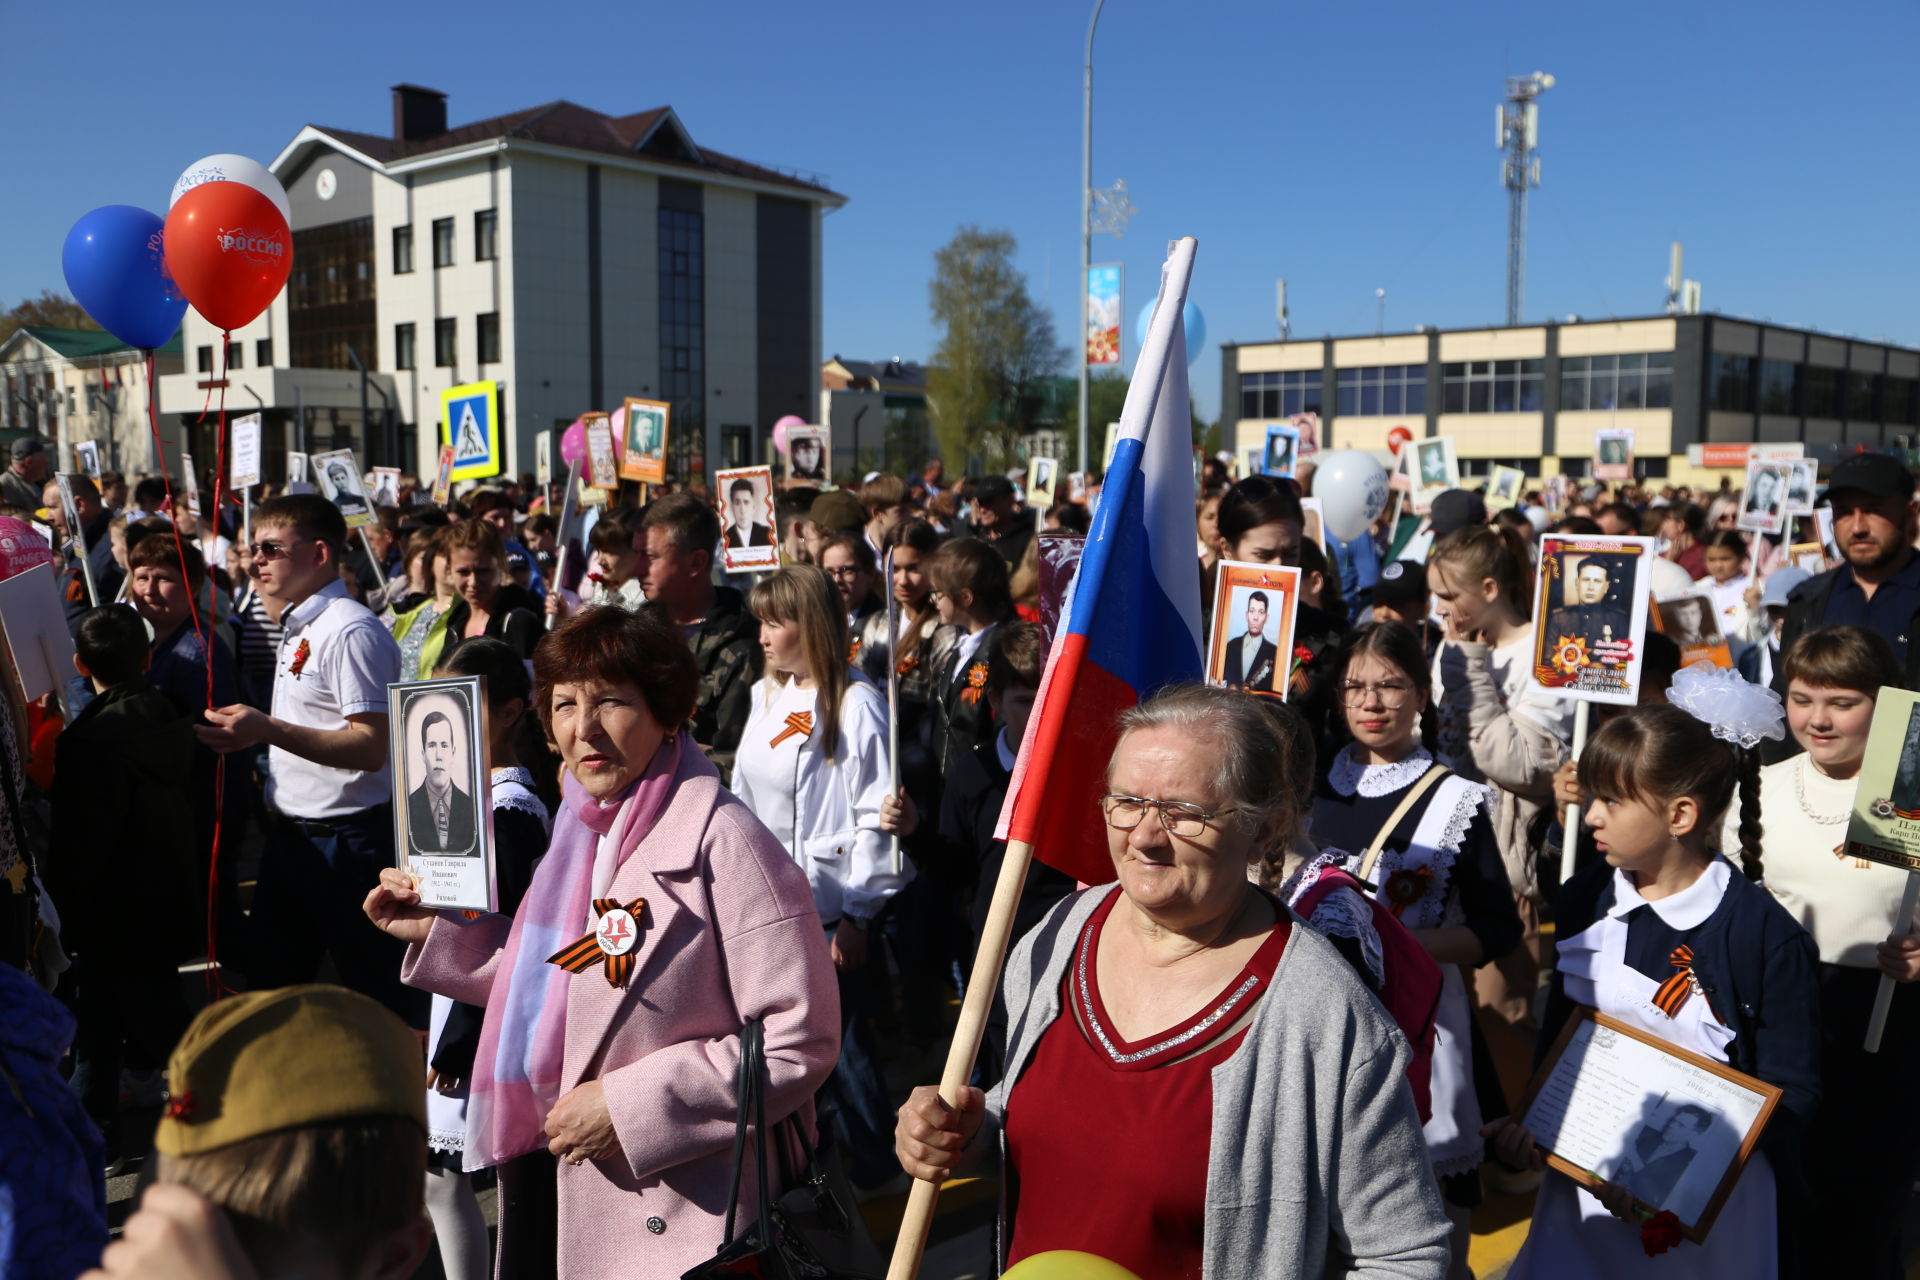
[1296,622,1519,1279]
[1428,523,1573,1050]
[1489,676,1819,1280]
[1733,626,1920,1278]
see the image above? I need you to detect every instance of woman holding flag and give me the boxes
[894,684,1451,1278]
[364,606,839,1278]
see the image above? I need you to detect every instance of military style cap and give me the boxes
[807,489,865,534]
[155,984,425,1156]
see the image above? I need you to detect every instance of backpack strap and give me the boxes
[1355,763,1451,887]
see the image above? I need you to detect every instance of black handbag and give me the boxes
[681,1017,882,1280]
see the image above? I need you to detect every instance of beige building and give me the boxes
[0,327,184,476]
[1221,315,1920,486]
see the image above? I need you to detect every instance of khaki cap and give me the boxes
[155,985,425,1156]
[807,490,866,534]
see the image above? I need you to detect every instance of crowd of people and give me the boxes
[2,426,1919,1280]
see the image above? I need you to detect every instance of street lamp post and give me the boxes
[1078,0,1106,477]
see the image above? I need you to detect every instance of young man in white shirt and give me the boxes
[195,494,420,1024]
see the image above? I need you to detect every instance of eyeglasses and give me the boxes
[1099,793,1234,838]
[248,537,313,561]
[823,565,864,581]
[1339,681,1415,709]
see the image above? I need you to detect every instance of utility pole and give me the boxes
[1498,71,1554,326]
[1077,0,1106,476]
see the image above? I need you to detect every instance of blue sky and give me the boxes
[4,0,1916,423]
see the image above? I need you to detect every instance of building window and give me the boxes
[394,323,416,371]
[225,341,243,369]
[1238,369,1322,419]
[658,205,705,479]
[1803,365,1843,418]
[1334,365,1426,417]
[1847,371,1880,421]
[1441,359,1543,413]
[1887,377,1918,427]
[392,225,414,274]
[432,218,454,268]
[474,210,498,261]
[1758,359,1798,415]
[477,312,500,364]
[434,318,456,367]
[255,338,273,367]
[1560,352,1673,411]
[288,217,375,370]
[1709,354,1754,413]
[196,345,213,374]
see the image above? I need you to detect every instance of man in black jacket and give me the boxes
[1775,454,1920,732]
[965,474,1035,568]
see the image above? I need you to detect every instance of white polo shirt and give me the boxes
[267,579,401,819]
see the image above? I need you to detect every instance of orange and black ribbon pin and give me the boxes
[770,710,813,749]
[547,898,648,988]
[960,661,989,705]
[1652,944,1699,1019]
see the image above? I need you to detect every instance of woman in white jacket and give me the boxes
[733,563,911,1191]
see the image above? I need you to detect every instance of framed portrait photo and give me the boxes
[73,440,102,482]
[1521,1008,1782,1243]
[1485,465,1525,511]
[583,413,619,491]
[1737,461,1791,535]
[1531,533,1657,705]
[786,426,830,486]
[1593,427,1634,482]
[620,398,671,485]
[431,445,455,507]
[535,430,552,489]
[389,674,495,912]
[1205,560,1301,699]
[1655,592,1732,670]
[1026,456,1059,508]
[1842,689,1920,872]
[1780,457,1817,517]
[715,465,779,572]
[1298,497,1327,556]
[310,448,373,529]
[286,451,310,492]
[1262,423,1300,478]
[370,466,402,510]
[1412,436,1459,514]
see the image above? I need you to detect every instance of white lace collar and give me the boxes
[1329,744,1435,798]
[1606,855,1731,931]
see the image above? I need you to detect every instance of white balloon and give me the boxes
[1313,449,1390,542]
[169,154,291,226]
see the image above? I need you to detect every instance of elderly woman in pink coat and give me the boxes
[365,606,839,1278]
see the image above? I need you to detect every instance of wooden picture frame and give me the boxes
[620,397,671,485]
[1204,560,1301,700]
[1518,1008,1782,1243]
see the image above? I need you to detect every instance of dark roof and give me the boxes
[312,100,839,199]
[830,357,929,388]
[14,326,180,359]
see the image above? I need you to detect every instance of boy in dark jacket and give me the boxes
[46,606,200,1153]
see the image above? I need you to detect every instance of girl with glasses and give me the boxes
[1299,621,1521,1277]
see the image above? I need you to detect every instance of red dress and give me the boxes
[1003,891,1291,1278]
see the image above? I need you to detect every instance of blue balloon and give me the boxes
[1134,299,1205,365]
[61,205,188,350]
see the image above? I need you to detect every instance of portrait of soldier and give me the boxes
[1545,556,1632,655]
[407,707,475,854]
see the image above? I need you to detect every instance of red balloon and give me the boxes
[163,180,291,332]
[1386,425,1414,456]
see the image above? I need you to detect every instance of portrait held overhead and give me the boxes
[10,36,1920,1280]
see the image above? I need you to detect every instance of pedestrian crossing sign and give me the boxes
[441,381,501,482]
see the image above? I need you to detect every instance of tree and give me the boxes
[0,291,97,347]
[926,227,1066,469]
[1062,369,1215,470]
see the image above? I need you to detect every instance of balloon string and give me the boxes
[202,334,233,1001]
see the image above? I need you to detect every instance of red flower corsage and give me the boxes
[1639,1209,1684,1257]
[896,655,920,677]
[1382,866,1433,918]
[1288,644,1315,695]
[848,637,863,663]
[287,638,311,677]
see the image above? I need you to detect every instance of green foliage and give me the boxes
[926,227,1066,470]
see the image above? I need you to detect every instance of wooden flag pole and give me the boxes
[885,835,1038,1280]
[1865,871,1920,1053]
[1560,700,1591,886]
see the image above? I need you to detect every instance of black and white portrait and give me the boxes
[370,467,401,510]
[715,466,779,573]
[389,675,494,911]
[1738,463,1789,534]
[1658,594,1721,651]
[788,427,829,484]
[1615,1104,1710,1213]
[310,448,372,527]
[1027,456,1058,507]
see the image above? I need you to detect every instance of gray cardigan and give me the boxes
[977,883,1450,1279]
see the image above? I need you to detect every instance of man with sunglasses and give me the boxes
[193,495,419,1025]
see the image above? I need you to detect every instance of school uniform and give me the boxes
[929,621,1006,775]
[249,579,422,1024]
[1512,857,1820,1280]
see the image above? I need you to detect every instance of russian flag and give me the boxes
[995,237,1205,885]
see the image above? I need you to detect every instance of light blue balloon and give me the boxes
[1134,299,1205,365]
